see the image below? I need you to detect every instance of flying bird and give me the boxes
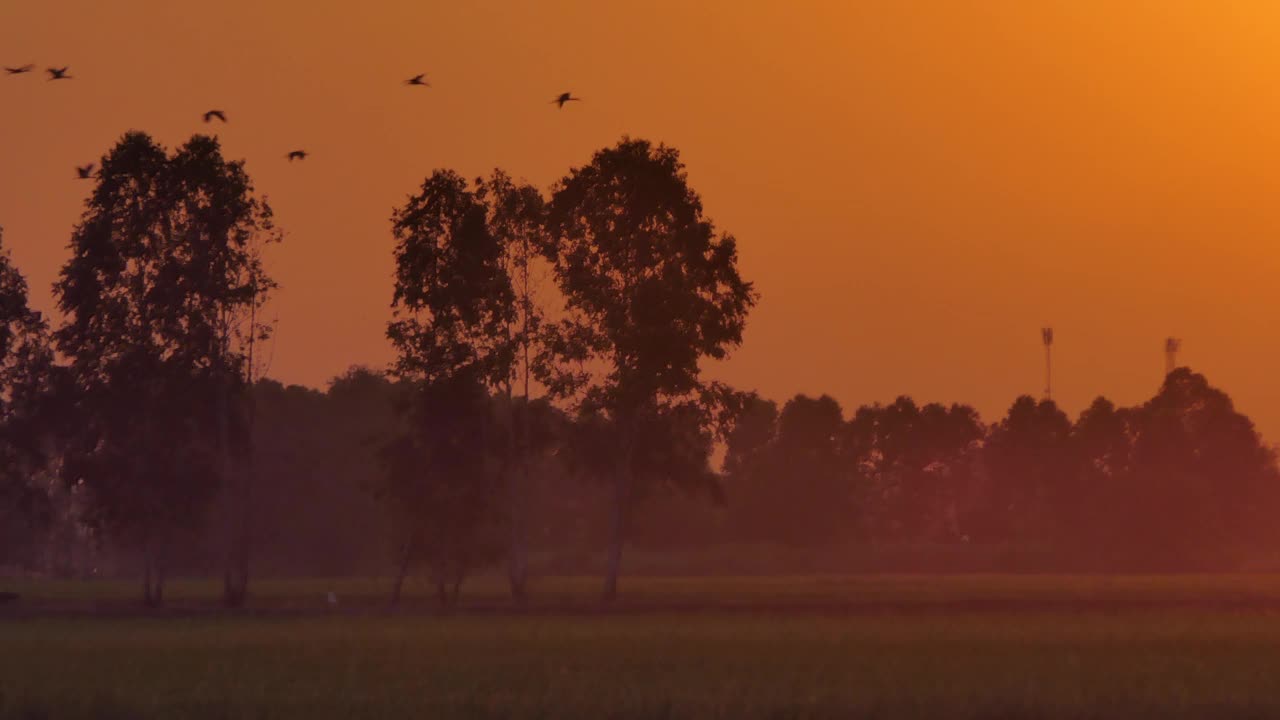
[551,92,581,108]
[405,74,429,87]
[4,65,34,75]
[287,150,308,162]
[203,109,227,123]
[76,164,95,179]
[46,67,71,80]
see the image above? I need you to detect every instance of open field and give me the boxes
[5,576,1280,718]
[11,573,1280,614]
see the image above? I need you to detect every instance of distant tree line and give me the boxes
[0,131,1277,609]
[720,374,1279,569]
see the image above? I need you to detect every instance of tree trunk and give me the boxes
[508,465,529,604]
[154,557,165,607]
[143,542,164,608]
[601,475,626,604]
[224,274,261,609]
[506,392,528,605]
[142,550,154,608]
[218,370,235,606]
[390,530,418,607]
[232,368,258,607]
[451,568,464,608]
[224,462,252,608]
[219,370,250,609]
[508,233,536,606]
[602,432,634,605]
[140,398,160,609]
[224,508,250,607]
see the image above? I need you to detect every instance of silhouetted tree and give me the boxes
[475,170,552,603]
[979,396,1074,545]
[543,138,756,602]
[848,397,984,543]
[1119,369,1279,567]
[1064,396,1134,560]
[388,168,548,602]
[54,132,277,606]
[727,394,851,545]
[377,374,503,608]
[721,395,778,480]
[1052,374,1280,568]
[0,227,55,567]
[389,170,516,387]
[181,139,280,609]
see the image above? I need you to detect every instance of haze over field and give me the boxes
[10,6,1280,718]
[4,1,1280,434]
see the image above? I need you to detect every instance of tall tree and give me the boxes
[389,169,503,599]
[389,168,551,603]
[54,132,277,606]
[174,137,282,608]
[543,138,756,602]
[475,170,550,603]
[0,227,55,566]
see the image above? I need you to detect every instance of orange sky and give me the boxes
[4,1,1280,437]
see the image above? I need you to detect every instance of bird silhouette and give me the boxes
[552,92,581,108]
[405,74,430,87]
[203,110,227,123]
[287,150,308,162]
[46,67,71,80]
[76,164,95,179]
[4,65,34,75]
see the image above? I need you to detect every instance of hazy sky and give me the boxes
[4,1,1280,436]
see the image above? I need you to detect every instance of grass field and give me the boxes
[4,575,1280,718]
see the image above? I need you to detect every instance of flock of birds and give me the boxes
[4,63,584,179]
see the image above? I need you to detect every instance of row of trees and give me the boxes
[0,134,276,607]
[1,130,1277,608]
[380,139,755,604]
[724,371,1279,569]
[0,132,757,607]
[237,367,1277,578]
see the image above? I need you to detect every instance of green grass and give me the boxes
[5,576,1280,718]
[11,573,1280,611]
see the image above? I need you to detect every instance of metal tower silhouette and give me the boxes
[1041,327,1054,401]
[1165,337,1181,378]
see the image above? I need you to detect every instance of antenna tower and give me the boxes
[1164,337,1181,378]
[1041,327,1054,401]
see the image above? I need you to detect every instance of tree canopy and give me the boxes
[0,227,55,563]
[53,131,278,605]
[543,137,757,600]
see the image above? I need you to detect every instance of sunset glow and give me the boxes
[3,0,1280,432]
